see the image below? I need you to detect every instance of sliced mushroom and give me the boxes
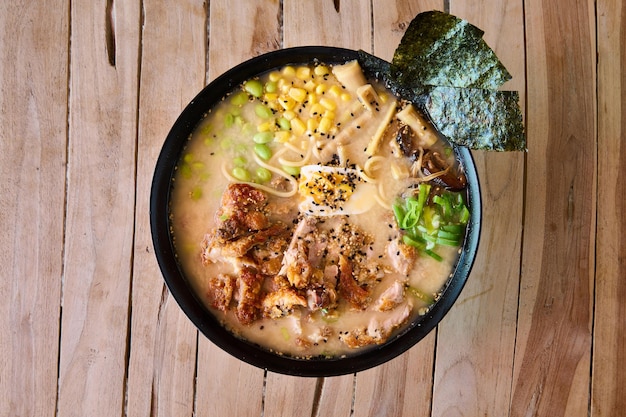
[422,151,467,191]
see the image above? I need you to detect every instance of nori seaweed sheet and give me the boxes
[425,87,525,151]
[357,11,526,152]
[391,11,511,90]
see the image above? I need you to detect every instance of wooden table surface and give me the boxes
[2,0,624,416]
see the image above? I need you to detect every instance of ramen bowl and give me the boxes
[150,46,481,377]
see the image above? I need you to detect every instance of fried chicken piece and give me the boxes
[235,267,264,325]
[262,287,308,319]
[338,255,370,310]
[206,273,235,311]
[215,183,269,241]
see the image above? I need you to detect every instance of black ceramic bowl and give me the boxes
[150,46,481,377]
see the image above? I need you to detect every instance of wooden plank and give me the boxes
[316,376,354,417]
[194,1,280,415]
[0,2,69,416]
[431,2,525,416]
[283,0,372,49]
[592,0,626,415]
[350,3,442,417]
[56,1,140,416]
[353,334,437,417]
[125,1,207,416]
[264,373,319,417]
[510,0,597,415]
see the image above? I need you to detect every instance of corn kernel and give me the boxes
[315,84,328,95]
[290,117,306,136]
[304,80,317,92]
[282,110,296,120]
[307,93,318,105]
[318,117,332,134]
[257,121,274,132]
[268,71,281,82]
[341,93,352,102]
[328,85,343,97]
[279,97,296,110]
[323,110,335,121]
[319,97,336,111]
[309,103,324,117]
[264,93,278,102]
[282,65,296,78]
[274,131,291,143]
[307,118,319,132]
[314,65,330,76]
[296,66,311,80]
[288,87,307,103]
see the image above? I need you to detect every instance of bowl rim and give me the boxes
[150,46,481,377]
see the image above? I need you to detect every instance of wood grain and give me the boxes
[283,0,371,49]
[353,334,437,417]
[125,1,206,416]
[0,2,69,416]
[432,2,526,416]
[592,0,626,415]
[56,1,140,416]
[511,0,597,415]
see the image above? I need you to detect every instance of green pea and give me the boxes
[255,104,273,119]
[253,131,273,144]
[254,143,272,160]
[282,165,300,177]
[244,80,263,98]
[232,167,251,182]
[230,91,249,106]
[233,156,247,167]
[256,167,272,183]
[265,81,277,93]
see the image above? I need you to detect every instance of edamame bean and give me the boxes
[282,165,300,176]
[233,156,247,167]
[256,167,272,183]
[232,166,251,182]
[225,113,235,127]
[189,187,202,200]
[244,80,263,98]
[277,117,291,131]
[255,104,273,119]
[265,81,277,93]
[253,131,273,144]
[254,143,272,160]
[230,91,249,106]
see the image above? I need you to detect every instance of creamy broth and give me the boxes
[170,61,468,358]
